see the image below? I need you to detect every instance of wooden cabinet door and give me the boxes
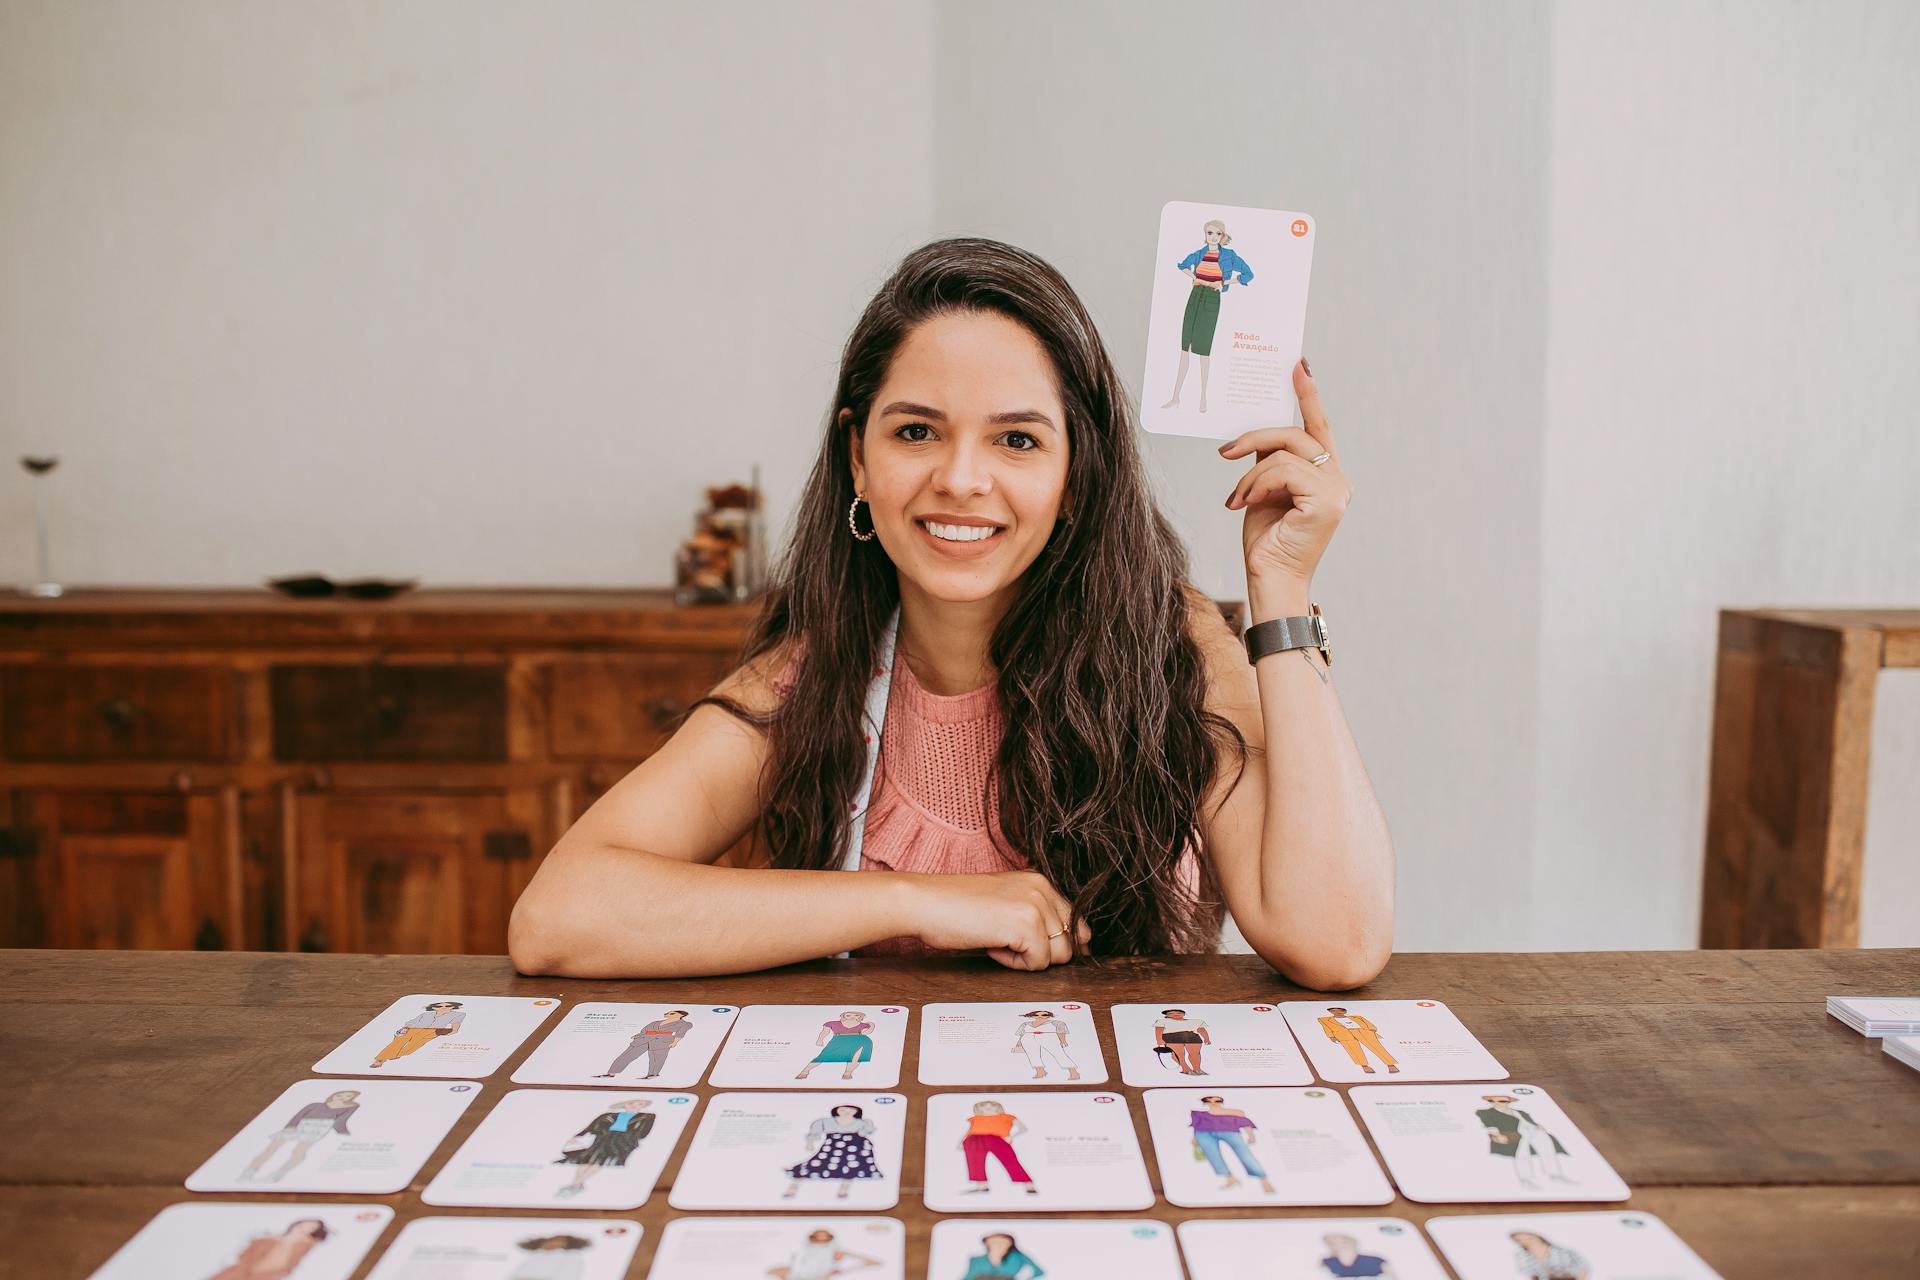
[0,789,238,950]
[288,788,546,955]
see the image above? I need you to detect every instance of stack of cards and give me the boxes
[1827,995,1920,1036]
[1884,1034,1920,1073]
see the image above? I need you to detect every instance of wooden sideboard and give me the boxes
[0,590,757,955]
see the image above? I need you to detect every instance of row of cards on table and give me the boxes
[98,1205,1727,1279]
[306,994,1516,1087]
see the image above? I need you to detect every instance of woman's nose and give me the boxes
[931,441,993,496]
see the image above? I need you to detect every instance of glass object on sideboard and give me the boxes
[18,455,62,598]
[674,468,765,604]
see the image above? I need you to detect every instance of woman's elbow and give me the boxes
[507,895,568,976]
[1241,922,1392,992]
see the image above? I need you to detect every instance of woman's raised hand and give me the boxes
[1218,359,1352,589]
[903,870,1092,970]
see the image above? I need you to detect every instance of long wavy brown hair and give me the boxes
[692,237,1246,954]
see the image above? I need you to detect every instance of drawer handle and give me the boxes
[484,831,534,862]
[643,695,689,730]
[299,919,331,953]
[95,697,144,733]
[194,916,226,951]
[370,693,409,735]
[0,828,39,860]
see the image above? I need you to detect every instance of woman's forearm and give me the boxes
[508,841,920,977]
[1242,576,1396,988]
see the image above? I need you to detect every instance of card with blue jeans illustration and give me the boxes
[1143,1086,1392,1208]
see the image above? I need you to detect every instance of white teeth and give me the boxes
[922,521,1000,543]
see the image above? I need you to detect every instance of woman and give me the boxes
[205,1218,329,1280]
[1318,1231,1398,1279]
[509,1234,594,1280]
[552,1097,654,1198]
[767,1228,882,1279]
[595,1009,692,1079]
[796,1012,875,1081]
[1189,1095,1275,1193]
[783,1103,884,1200]
[510,237,1392,985]
[1160,218,1255,414]
[1508,1231,1590,1280]
[369,1000,464,1069]
[957,1099,1037,1195]
[1154,1007,1211,1075]
[1010,1010,1078,1080]
[962,1232,1044,1279]
[238,1090,360,1184]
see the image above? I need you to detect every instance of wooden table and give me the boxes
[2,949,1917,1279]
[1701,607,1920,949]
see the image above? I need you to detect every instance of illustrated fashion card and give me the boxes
[928,1219,1181,1280]
[1141,198,1315,441]
[922,1091,1153,1212]
[87,1203,393,1280]
[669,1092,906,1210]
[1111,1002,1313,1086]
[1176,1217,1451,1280]
[1351,1083,1629,1203]
[708,1004,908,1089]
[185,1078,479,1194]
[918,1001,1108,1086]
[1426,1211,1726,1279]
[364,1217,642,1280]
[421,1087,696,1210]
[312,993,559,1078]
[1143,1086,1392,1208]
[1281,999,1508,1083]
[511,1000,738,1088]
[646,1216,904,1280]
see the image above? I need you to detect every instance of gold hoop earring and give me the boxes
[848,495,875,542]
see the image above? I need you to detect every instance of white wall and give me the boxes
[2,1,1912,950]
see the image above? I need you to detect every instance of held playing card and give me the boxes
[1281,999,1509,1083]
[421,1087,698,1210]
[363,1217,643,1280]
[311,993,560,1078]
[1425,1210,1727,1280]
[918,1000,1109,1086]
[1110,1002,1313,1087]
[185,1078,480,1194]
[1142,1087,1392,1208]
[922,1091,1154,1213]
[87,1203,393,1280]
[1141,198,1316,442]
[511,1000,738,1088]
[1177,1217,1453,1280]
[1351,1083,1630,1204]
[646,1216,905,1280]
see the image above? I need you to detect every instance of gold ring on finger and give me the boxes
[1310,452,1331,467]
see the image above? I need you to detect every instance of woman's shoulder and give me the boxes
[705,635,804,716]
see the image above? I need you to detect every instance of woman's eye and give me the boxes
[896,424,933,442]
[1002,431,1038,451]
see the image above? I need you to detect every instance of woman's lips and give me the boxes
[915,519,1005,557]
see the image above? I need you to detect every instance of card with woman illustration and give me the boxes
[1424,1211,1725,1280]
[669,1092,906,1210]
[186,1078,480,1194]
[922,1091,1153,1212]
[645,1216,904,1280]
[421,1087,697,1210]
[1281,999,1509,1083]
[363,1217,642,1280]
[1141,198,1316,441]
[1110,1002,1313,1086]
[1176,1216,1452,1280]
[927,1219,1181,1280]
[1143,1086,1392,1208]
[708,1004,909,1089]
[311,993,560,1079]
[511,1001,738,1088]
[87,1203,393,1280]
[918,1001,1109,1086]
[1351,1083,1629,1204]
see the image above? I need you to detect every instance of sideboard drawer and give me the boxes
[0,664,237,761]
[270,663,509,761]
[548,652,733,759]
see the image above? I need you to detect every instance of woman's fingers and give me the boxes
[1217,425,1327,464]
[1294,359,1334,449]
[1227,450,1335,510]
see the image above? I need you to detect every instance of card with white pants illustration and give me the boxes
[87,1203,393,1280]
[1281,999,1508,1083]
[364,1217,642,1280]
[1141,198,1316,442]
[312,992,560,1078]
[670,1092,906,1210]
[646,1216,904,1280]
[421,1087,697,1209]
[1143,1087,1392,1208]
[1426,1211,1726,1279]
[919,1000,1108,1085]
[1177,1217,1451,1280]
[186,1078,480,1194]
[1351,1083,1629,1203]
[923,1091,1153,1212]
[929,1218,1181,1280]
[511,1000,738,1088]
[1112,1002,1312,1086]
[709,1004,908,1089]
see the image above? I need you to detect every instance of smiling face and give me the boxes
[846,311,1071,612]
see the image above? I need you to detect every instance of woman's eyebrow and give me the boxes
[878,400,1057,432]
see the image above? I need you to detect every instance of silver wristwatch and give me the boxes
[1243,603,1331,667]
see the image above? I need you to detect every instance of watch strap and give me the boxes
[1244,606,1331,667]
